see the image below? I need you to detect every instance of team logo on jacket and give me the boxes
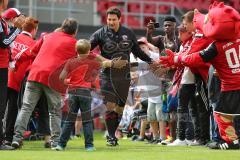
[122,35,128,40]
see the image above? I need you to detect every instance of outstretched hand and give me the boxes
[149,61,161,71]
[159,49,176,67]
[112,57,128,69]
[148,61,168,78]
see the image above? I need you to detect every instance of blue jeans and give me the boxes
[59,88,94,148]
[210,103,221,141]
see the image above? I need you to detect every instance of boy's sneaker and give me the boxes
[11,141,22,149]
[208,140,240,150]
[106,136,119,146]
[86,147,96,152]
[50,141,58,149]
[167,139,187,146]
[53,145,65,151]
[44,142,51,148]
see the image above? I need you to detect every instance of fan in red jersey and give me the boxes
[4,17,38,146]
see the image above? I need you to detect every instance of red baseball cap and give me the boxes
[2,8,22,20]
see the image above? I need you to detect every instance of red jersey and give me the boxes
[170,38,193,95]
[27,31,77,86]
[181,38,240,91]
[8,32,36,91]
[64,54,100,89]
[14,35,45,69]
[0,16,21,68]
[181,32,213,82]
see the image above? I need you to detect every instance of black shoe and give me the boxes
[44,142,51,148]
[75,134,81,138]
[131,135,138,141]
[106,136,119,146]
[146,139,158,144]
[4,140,11,146]
[208,140,240,150]
[0,144,15,150]
[199,139,209,145]
[134,136,144,142]
[11,141,23,149]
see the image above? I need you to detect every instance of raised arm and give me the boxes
[0,23,20,48]
[131,31,152,63]
[180,42,218,67]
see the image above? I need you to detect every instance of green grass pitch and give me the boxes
[1,132,240,160]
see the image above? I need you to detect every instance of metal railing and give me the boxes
[99,0,183,28]
[14,0,183,28]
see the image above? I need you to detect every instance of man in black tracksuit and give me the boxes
[90,7,152,146]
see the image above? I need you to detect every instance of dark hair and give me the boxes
[182,11,194,23]
[164,16,176,23]
[106,7,121,19]
[61,18,78,35]
[22,17,39,32]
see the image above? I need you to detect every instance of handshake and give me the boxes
[149,62,169,78]
[102,57,128,69]
[111,57,128,69]
[149,49,178,77]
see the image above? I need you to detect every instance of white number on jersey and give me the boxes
[225,46,240,68]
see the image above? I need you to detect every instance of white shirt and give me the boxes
[130,51,162,103]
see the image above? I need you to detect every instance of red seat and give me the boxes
[144,4,157,14]
[123,15,141,29]
[97,1,108,12]
[107,2,119,8]
[128,3,140,13]
[158,5,170,14]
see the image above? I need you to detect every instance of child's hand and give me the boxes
[13,16,25,29]
[112,57,128,69]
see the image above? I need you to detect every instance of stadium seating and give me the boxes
[96,0,238,29]
[96,0,171,28]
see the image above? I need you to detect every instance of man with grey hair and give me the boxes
[11,18,79,149]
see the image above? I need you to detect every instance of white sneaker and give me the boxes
[185,139,194,146]
[188,140,201,146]
[167,139,188,146]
